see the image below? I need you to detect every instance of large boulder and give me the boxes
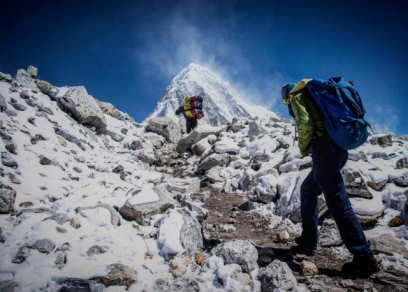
[166,177,200,193]
[342,169,372,199]
[247,175,278,204]
[211,240,258,273]
[26,66,38,78]
[0,183,16,214]
[58,86,107,133]
[12,69,38,89]
[148,117,181,143]
[176,125,222,153]
[94,99,135,122]
[248,121,267,137]
[369,234,408,259]
[258,260,297,291]
[369,133,396,146]
[158,208,203,261]
[393,172,408,187]
[119,185,176,226]
[196,154,230,173]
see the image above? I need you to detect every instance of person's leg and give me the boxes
[313,143,371,256]
[299,169,323,249]
[191,118,198,131]
[186,120,192,134]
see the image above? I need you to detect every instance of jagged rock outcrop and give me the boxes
[147,117,181,143]
[176,125,222,153]
[94,99,135,122]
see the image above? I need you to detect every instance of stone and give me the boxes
[9,173,21,184]
[147,117,181,143]
[106,130,124,142]
[277,230,290,243]
[196,154,230,173]
[300,261,319,276]
[369,234,408,259]
[40,156,52,165]
[0,72,13,82]
[342,169,372,199]
[70,218,81,229]
[169,278,199,292]
[94,99,135,122]
[158,208,203,261]
[356,210,384,230]
[73,166,82,173]
[12,246,31,264]
[120,184,176,226]
[369,133,395,146]
[212,240,258,273]
[36,80,60,100]
[232,272,251,286]
[9,101,27,111]
[19,202,33,208]
[91,263,137,290]
[170,257,192,277]
[27,65,38,78]
[257,248,274,268]
[166,177,200,193]
[248,121,267,137]
[176,125,221,153]
[135,149,155,165]
[180,199,209,223]
[56,227,67,233]
[54,278,104,292]
[112,165,124,173]
[0,183,16,214]
[318,219,343,247]
[348,150,368,162]
[191,138,211,155]
[372,152,390,160]
[13,69,38,89]
[389,216,404,227]
[196,253,205,266]
[0,273,15,292]
[31,238,56,253]
[20,90,31,99]
[396,158,408,169]
[54,253,67,270]
[147,132,164,149]
[121,128,128,135]
[76,203,121,226]
[43,213,71,225]
[247,176,278,204]
[393,172,408,187]
[258,260,297,291]
[58,86,107,133]
[87,245,109,256]
[1,152,18,169]
[0,94,7,111]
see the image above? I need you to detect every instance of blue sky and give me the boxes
[1,0,407,135]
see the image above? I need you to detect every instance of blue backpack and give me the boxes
[306,77,373,150]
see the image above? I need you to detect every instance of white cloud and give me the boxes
[368,103,400,135]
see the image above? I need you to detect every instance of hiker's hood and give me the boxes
[289,79,313,100]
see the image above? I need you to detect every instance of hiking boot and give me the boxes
[292,237,316,256]
[342,253,380,278]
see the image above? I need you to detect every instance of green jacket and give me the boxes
[290,87,325,156]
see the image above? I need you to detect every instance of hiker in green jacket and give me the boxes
[282,79,379,278]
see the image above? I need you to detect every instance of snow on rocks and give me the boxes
[12,68,38,90]
[94,99,135,122]
[369,234,408,259]
[318,219,343,247]
[147,117,181,143]
[176,124,222,153]
[197,153,231,173]
[0,182,16,214]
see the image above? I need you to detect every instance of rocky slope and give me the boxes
[0,66,408,291]
[146,63,278,129]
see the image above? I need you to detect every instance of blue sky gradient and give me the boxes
[1,0,407,135]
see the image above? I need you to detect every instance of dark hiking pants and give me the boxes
[186,118,197,134]
[300,135,371,256]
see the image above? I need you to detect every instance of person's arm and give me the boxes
[175,106,183,116]
[291,94,314,156]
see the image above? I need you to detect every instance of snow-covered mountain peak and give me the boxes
[146,64,278,128]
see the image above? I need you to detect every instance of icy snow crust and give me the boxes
[1,66,408,291]
[146,63,278,128]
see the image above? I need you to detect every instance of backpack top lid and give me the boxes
[281,83,296,105]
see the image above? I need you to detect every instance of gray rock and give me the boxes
[370,133,395,146]
[106,130,124,142]
[58,86,107,133]
[196,154,230,173]
[248,121,267,137]
[372,152,390,160]
[0,93,7,111]
[20,90,31,99]
[55,253,67,270]
[247,177,278,204]
[399,134,408,141]
[12,246,31,263]
[4,109,17,117]
[369,234,408,259]
[54,127,86,151]
[0,273,15,292]
[54,278,105,292]
[342,169,372,199]
[12,69,38,89]
[166,177,200,193]
[158,208,203,261]
[9,173,21,184]
[87,245,109,256]
[396,158,408,169]
[94,99,135,122]
[258,260,297,291]
[90,263,137,290]
[318,219,343,247]
[348,150,368,162]
[212,240,258,273]
[27,65,38,78]
[393,172,408,187]
[0,72,13,82]
[148,117,181,143]
[31,238,56,253]
[9,101,27,111]
[0,183,16,214]
[1,152,18,169]
[43,213,71,225]
[40,156,52,165]
[120,128,128,135]
[112,165,124,173]
[147,132,165,149]
[120,185,176,226]
[76,204,121,226]
[36,80,59,100]
[180,199,209,223]
[135,149,155,164]
[176,125,221,153]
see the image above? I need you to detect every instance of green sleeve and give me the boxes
[291,94,314,156]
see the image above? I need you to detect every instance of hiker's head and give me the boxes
[281,83,296,106]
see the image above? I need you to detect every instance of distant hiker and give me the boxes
[175,95,204,134]
[281,79,379,278]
